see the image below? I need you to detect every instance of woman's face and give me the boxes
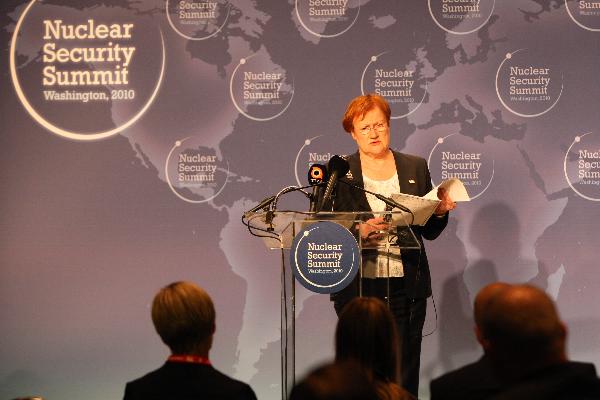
[350,107,390,158]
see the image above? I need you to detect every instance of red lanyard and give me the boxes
[168,354,211,365]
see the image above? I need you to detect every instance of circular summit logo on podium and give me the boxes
[290,221,359,294]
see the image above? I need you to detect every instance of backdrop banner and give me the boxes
[1,1,599,399]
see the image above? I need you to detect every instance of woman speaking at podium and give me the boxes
[327,94,456,396]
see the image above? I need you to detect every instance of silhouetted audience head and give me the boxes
[473,282,510,345]
[289,361,377,400]
[335,297,414,400]
[151,281,216,355]
[431,283,600,400]
[336,297,400,383]
[479,284,567,378]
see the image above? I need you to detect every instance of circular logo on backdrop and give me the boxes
[427,0,496,35]
[294,135,345,187]
[565,0,600,31]
[427,133,494,199]
[165,138,230,203]
[229,54,294,121]
[564,132,600,201]
[10,0,165,141]
[361,52,428,119]
[495,49,563,118]
[295,0,361,38]
[291,221,360,294]
[166,0,231,40]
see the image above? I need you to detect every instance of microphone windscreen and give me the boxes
[327,155,349,177]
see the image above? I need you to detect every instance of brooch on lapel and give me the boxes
[340,155,353,180]
[408,179,416,184]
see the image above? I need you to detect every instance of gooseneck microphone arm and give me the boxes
[272,185,312,211]
[245,186,313,214]
[338,179,415,224]
[246,195,276,214]
[309,182,326,212]
[244,185,312,231]
[242,185,315,237]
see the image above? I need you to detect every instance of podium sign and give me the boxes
[290,221,359,294]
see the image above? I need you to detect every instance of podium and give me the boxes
[243,210,421,399]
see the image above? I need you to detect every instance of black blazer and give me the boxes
[329,150,448,300]
[489,361,600,400]
[430,355,501,400]
[124,362,257,400]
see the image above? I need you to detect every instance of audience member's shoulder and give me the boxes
[568,361,598,374]
[431,356,490,386]
[124,363,256,400]
[208,366,258,399]
[430,356,501,400]
[124,364,166,392]
[489,361,600,400]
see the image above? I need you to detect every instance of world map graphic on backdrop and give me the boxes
[2,1,600,399]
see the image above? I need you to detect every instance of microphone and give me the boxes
[308,164,328,212]
[246,195,276,213]
[338,179,414,218]
[318,155,349,212]
[373,193,412,215]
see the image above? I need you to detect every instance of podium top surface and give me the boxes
[245,210,420,250]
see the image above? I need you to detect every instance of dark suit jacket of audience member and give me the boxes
[429,355,501,400]
[123,361,257,400]
[489,361,600,400]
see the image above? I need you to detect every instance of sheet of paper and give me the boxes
[424,178,470,201]
[390,193,440,226]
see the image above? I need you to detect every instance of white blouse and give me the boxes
[362,173,404,278]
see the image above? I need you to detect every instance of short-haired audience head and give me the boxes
[474,282,510,325]
[151,281,216,355]
[479,284,567,367]
[342,94,391,134]
[335,297,400,384]
[289,361,377,400]
[473,282,510,345]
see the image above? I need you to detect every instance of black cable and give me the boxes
[241,213,281,242]
[422,292,439,338]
